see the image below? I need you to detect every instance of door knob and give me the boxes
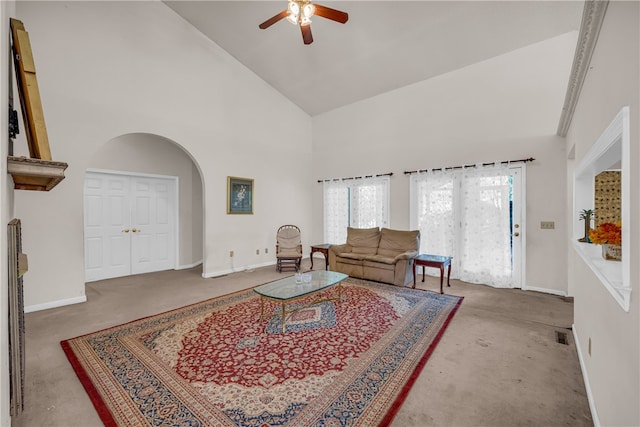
[122,229,130,233]
[132,228,140,233]
[514,232,520,237]
[514,224,520,228]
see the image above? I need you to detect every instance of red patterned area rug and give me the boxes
[61,278,462,426]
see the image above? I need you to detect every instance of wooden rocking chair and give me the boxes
[276,225,302,272]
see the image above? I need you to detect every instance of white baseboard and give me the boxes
[202,261,277,278]
[202,269,233,278]
[25,295,87,313]
[244,261,278,271]
[572,324,600,426]
[176,260,203,270]
[523,285,567,297]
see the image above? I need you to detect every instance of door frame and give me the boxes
[84,168,180,280]
[509,165,526,289]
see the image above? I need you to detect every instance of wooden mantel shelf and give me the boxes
[7,156,68,191]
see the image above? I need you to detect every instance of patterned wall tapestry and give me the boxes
[594,171,621,226]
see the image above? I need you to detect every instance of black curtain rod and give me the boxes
[403,157,535,175]
[317,172,393,183]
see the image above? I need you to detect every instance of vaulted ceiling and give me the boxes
[164,1,583,116]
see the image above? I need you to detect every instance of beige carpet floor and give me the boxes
[13,259,593,426]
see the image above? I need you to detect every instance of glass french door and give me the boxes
[410,165,524,288]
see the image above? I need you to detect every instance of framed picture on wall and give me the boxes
[227,176,254,214]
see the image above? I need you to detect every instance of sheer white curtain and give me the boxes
[350,177,390,229]
[323,180,349,244]
[458,166,513,287]
[324,176,390,244]
[410,165,514,287]
[410,170,458,259]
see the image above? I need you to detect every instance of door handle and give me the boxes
[514,232,520,237]
[122,229,130,233]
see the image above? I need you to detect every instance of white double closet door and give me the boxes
[84,171,177,282]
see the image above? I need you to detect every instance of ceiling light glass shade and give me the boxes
[287,1,300,24]
[288,1,300,15]
[303,4,315,18]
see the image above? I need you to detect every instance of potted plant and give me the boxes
[578,209,593,243]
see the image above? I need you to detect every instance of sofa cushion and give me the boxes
[335,261,363,278]
[362,259,396,271]
[377,228,420,257]
[362,254,396,265]
[346,227,381,255]
[337,252,367,261]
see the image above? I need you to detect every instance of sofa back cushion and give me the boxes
[377,228,420,257]
[346,227,381,255]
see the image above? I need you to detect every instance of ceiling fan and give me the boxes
[259,1,349,45]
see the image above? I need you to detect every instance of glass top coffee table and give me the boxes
[254,270,348,333]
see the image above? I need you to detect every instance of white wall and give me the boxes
[312,32,577,294]
[13,1,313,310]
[565,2,640,425]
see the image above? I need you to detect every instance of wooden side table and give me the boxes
[310,244,331,270]
[412,254,453,294]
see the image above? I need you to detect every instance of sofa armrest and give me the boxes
[329,244,351,255]
[329,244,351,270]
[393,250,419,262]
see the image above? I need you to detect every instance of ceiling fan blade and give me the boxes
[301,24,313,45]
[259,10,288,29]
[313,4,349,24]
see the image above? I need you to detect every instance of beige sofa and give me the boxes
[329,227,420,287]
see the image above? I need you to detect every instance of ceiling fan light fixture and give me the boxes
[258,1,348,44]
[287,1,300,25]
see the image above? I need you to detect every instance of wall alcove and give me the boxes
[87,133,205,277]
[573,106,630,311]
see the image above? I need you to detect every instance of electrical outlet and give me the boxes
[540,221,555,230]
[229,250,234,257]
[256,249,260,255]
[265,248,268,254]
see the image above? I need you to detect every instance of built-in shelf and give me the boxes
[573,107,630,312]
[573,241,629,309]
[7,156,68,191]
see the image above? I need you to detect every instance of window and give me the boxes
[323,176,390,244]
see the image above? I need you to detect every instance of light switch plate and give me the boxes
[540,221,555,230]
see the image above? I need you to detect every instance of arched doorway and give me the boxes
[84,133,204,281]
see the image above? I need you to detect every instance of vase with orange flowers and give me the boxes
[589,221,622,261]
